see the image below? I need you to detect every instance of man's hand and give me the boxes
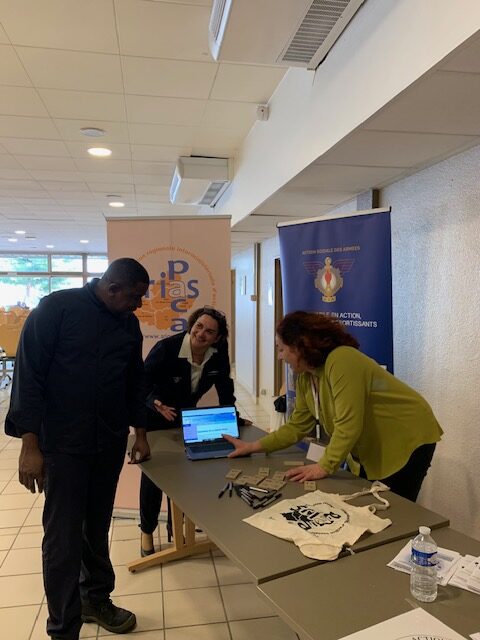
[223,434,262,458]
[285,463,329,483]
[19,433,44,493]
[153,399,177,422]
[129,429,151,464]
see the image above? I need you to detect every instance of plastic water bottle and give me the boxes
[410,526,438,602]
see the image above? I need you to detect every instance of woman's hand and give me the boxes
[153,399,177,422]
[285,463,329,482]
[128,429,151,464]
[223,434,262,458]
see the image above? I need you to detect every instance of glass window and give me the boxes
[0,276,50,309]
[0,254,48,272]
[87,255,108,274]
[51,255,83,272]
[50,276,84,292]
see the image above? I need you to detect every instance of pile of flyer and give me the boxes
[387,540,480,593]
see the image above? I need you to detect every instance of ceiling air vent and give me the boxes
[209,0,365,70]
[169,157,231,207]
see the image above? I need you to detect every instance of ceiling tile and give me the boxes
[80,172,133,184]
[87,182,134,194]
[16,155,78,171]
[192,127,243,149]
[0,155,23,169]
[125,94,206,126]
[130,144,190,162]
[29,170,85,182]
[211,64,286,102]
[54,119,130,143]
[440,33,480,73]
[131,184,169,195]
[39,89,126,121]
[291,165,402,191]
[129,122,195,146]
[0,0,118,53]
[0,44,32,86]
[0,167,33,179]
[0,115,61,139]
[40,181,90,192]
[74,158,132,173]
[0,24,8,43]
[364,71,480,135]
[134,173,171,187]
[0,138,70,156]
[0,178,46,191]
[115,0,210,60]
[122,56,217,99]
[65,141,131,160]
[0,86,50,117]
[202,101,257,132]
[16,47,124,93]
[132,161,175,176]
[314,130,477,169]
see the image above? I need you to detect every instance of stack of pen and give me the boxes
[234,484,282,510]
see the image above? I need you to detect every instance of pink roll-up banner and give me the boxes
[107,216,232,515]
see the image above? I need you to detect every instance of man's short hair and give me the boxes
[102,258,150,288]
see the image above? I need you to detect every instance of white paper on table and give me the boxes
[338,607,468,640]
[450,555,480,594]
[387,540,461,586]
[469,633,480,639]
[306,441,325,462]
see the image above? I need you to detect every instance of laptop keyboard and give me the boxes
[189,443,234,453]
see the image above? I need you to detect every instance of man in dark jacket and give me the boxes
[5,258,151,640]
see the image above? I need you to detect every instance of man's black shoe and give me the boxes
[81,600,136,633]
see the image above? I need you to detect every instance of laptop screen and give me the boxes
[181,406,239,444]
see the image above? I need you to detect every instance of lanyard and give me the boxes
[310,374,321,442]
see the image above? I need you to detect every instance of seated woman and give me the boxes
[224,311,442,502]
[140,306,248,555]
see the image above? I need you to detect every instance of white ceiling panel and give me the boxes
[54,119,130,143]
[0,0,118,53]
[211,64,286,103]
[150,0,211,5]
[74,159,133,174]
[29,170,85,182]
[0,138,70,156]
[0,86,50,118]
[134,173,171,187]
[130,144,191,162]
[202,101,257,132]
[0,167,35,180]
[65,141,131,160]
[314,130,478,169]
[81,172,133,184]
[132,184,169,195]
[16,155,78,172]
[132,161,175,176]
[440,33,480,73]
[122,56,217,99]
[39,89,126,122]
[0,155,23,169]
[0,45,32,86]
[0,178,46,191]
[125,95,206,127]
[0,24,8,43]
[115,0,210,60]
[364,71,480,135]
[192,127,243,149]
[0,115,60,139]
[40,181,90,192]
[16,47,124,93]
[290,165,401,191]
[129,122,196,146]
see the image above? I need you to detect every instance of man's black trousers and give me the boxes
[42,444,126,640]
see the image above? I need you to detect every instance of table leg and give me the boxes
[127,501,216,573]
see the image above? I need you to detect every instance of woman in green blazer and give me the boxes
[224,311,442,501]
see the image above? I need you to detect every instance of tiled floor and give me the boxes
[0,384,298,640]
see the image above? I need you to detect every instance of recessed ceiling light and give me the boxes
[15,230,26,235]
[88,147,112,157]
[80,239,89,244]
[8,237,18,243]
[108,201,125,208]
[46,244,54,249]
[81,127,106,137]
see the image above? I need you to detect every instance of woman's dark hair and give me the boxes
[187,307,228,344]
[276,311,359,367]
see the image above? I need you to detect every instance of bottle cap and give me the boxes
[419,526,431,535]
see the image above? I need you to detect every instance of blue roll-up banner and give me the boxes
[278,209,393,393]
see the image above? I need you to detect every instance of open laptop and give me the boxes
[181,405,239,460]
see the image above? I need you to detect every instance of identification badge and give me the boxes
[306,442,326,462]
